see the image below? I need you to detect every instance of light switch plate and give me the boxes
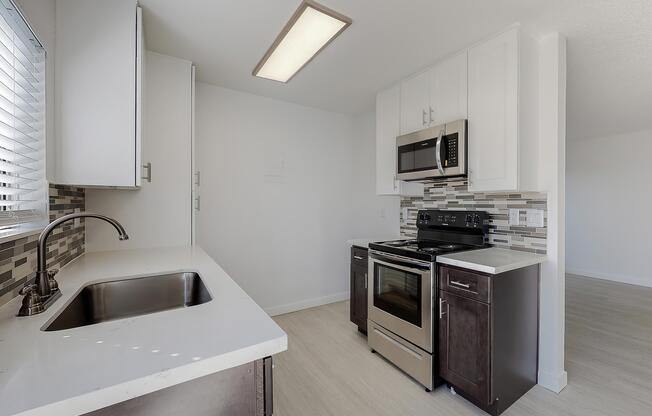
[509,209,520,226]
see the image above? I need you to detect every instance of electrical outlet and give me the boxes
[509,209,520,226]
[401,208,409,224]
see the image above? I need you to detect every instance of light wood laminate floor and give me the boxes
[272,275,652,415]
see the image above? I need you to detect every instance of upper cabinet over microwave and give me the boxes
[56,0,143,188]
[400,51,468,135]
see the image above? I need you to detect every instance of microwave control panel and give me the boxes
[444,134,459,168]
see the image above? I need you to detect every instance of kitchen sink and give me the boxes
[43,272,212,331]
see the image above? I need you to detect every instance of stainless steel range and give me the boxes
[367,209,488,391]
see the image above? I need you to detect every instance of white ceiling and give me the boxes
[140,0,652,140]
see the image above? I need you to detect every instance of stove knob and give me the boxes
[473,214,482,225]
[465,214,473,224]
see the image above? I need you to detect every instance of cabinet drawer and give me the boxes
[351,247,369,263]
[439,266,490,303]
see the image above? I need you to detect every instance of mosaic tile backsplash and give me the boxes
[400,179,547,254]
[0,184,85,307]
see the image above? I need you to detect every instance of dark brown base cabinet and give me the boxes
[438,264,539,416]
[350,246,369,334]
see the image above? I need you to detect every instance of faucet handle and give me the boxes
[18,284,44,316]
[47,270,60,293]
[19,284,38,296]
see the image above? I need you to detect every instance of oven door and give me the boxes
[368,251,434,353]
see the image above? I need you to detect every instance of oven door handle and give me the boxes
[435,127,445,176]
[369,253,432,274]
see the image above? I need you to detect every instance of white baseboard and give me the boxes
[264,291,349,317]
[566,268,652,288]
[538,369,568,393]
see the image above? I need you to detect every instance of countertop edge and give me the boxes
[437,248,547,274]
[346,237,402,249]
[15,335,288,416]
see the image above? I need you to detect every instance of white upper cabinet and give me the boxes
[467,27,538,192]
[400,71,430,135]
[55,0,142,187]
[376,86,424,196]
[400,52,468,135]
[430,51,468,126]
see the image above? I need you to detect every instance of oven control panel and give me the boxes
[417,210,488,229]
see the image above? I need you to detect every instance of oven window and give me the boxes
[373,263,422,327]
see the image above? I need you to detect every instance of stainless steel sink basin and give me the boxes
[43,272,212,331]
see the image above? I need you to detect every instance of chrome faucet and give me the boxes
[18,212,129,316]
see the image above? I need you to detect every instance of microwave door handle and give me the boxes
[435,128,445,175]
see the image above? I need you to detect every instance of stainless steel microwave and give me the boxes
[396,119,467,181]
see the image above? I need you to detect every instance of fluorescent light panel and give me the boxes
[253,0,352,83]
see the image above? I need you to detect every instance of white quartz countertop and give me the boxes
[0,246,287,416]
[347,236,401,249]
[437,248,546,274]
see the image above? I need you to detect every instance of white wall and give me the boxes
[15,0,56,181]
[195,84,399,315]
[567,128,652,287]
[352,112,401,238]
[86,52,192,251]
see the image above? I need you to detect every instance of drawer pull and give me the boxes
[354,255,365,260]
[450,280,471,289]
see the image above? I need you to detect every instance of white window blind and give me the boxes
[0,0,46,228]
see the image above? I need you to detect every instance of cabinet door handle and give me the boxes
[422,109,427,126]
[142,162,152,183]
[364,273,368,289]
[450,280,471,289]
[354,255,364,260]
[429,106,434,124]
[439,298,447,319]
[194,196,201,211]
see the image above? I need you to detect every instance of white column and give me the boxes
[537,32,568,393]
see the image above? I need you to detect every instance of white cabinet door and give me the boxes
[400,71,430,135]
[376,86,423,196]
[430,51,468,125]
[55,0,141,187]
[467,29,519,192]
[86,53,193,251]
[376,86,400,195]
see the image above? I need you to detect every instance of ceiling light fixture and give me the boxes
[253,0,352,83]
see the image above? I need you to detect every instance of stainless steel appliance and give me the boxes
[396,119,467,181]
[367,209,488,391]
